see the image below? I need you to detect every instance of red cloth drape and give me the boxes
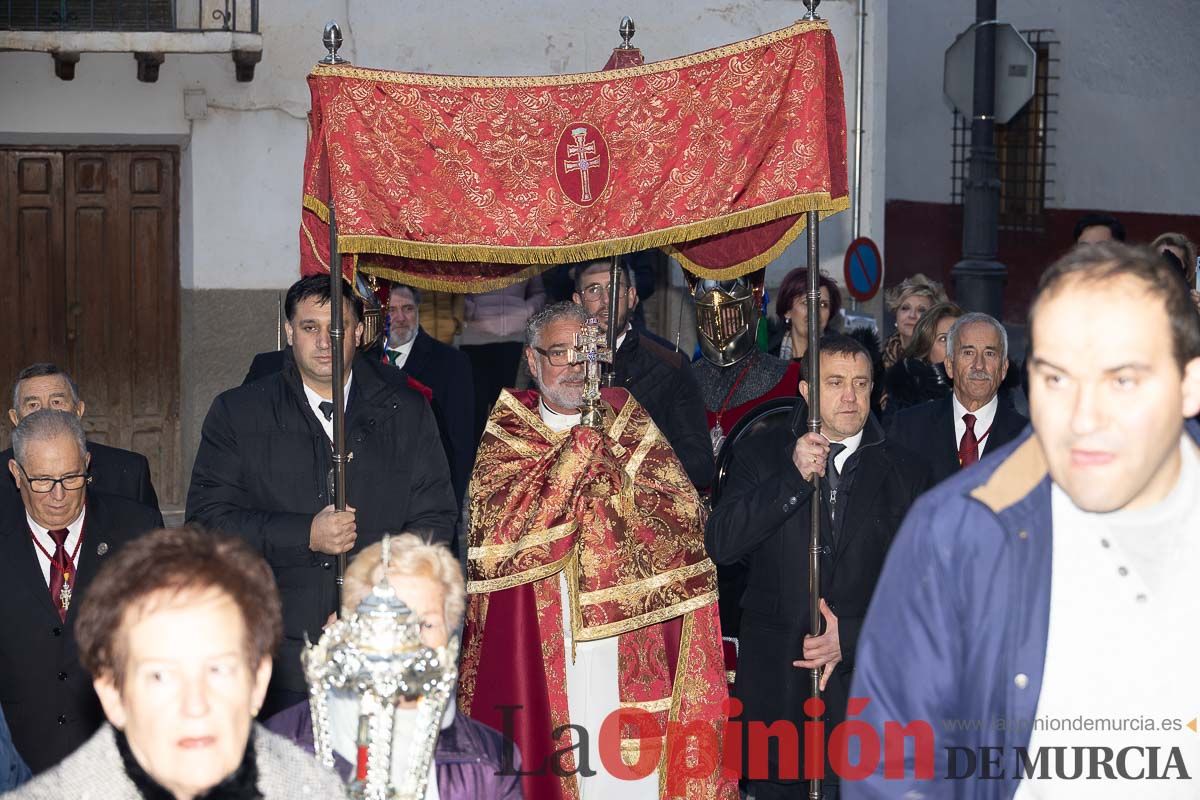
[300,20,848,291]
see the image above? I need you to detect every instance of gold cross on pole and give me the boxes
[568,317,612,428]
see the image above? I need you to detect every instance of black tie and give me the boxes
[318,401,335,421]
[826,442,847,491]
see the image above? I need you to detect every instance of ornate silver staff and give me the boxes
[302,536,458,800]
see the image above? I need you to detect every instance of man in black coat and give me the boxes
[382,283,476,503]
[706,333,929,800]
[187,275,457,717]
[243,329,471,507]
[1,410,162,772]
[4,363,158,513]
[573,259,714,488]
[887,312,1028,485]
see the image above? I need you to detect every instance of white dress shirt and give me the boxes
[26,506,86,587]
[386,336,416,369]
[302,374,354,442]
[951,392,999,457]
[828,428,864,474]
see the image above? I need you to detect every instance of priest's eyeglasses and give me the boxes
[532,346,573,367]
[15,462,89,493]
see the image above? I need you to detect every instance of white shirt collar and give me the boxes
[952,392,1000,453]
[614,325,630,352]
[539,398,581,432]
[26,506,87,587]
[303,374,354,442]
[827,428,864,473]
[387,335,417,368]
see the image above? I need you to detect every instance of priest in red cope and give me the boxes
[458,302,736,800]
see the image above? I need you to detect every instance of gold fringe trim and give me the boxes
[574,590,717,642]
[303,193,330,223]
[466,551,571,594]
[310,21,831,88]
[621,697,673,713]
[579,559,715,607]
[323,190,847,266]
[468,521,577,560]
[358,261,549,295]
[665,196,851,278]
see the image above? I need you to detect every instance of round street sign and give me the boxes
[844,237,883,302]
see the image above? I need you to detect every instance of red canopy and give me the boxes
[300,20,848,291]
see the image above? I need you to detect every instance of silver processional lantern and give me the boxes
[302,536,459,800]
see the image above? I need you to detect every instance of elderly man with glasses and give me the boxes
[458,301,735,800]
[0,409,161,774]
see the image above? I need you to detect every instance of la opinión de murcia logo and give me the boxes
[489,698,1195,792]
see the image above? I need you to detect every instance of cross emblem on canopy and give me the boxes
[563,127,599,203]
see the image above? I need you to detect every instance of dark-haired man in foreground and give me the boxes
[847,242,1200,799]
[187,274,456,718]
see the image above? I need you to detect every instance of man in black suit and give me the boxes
[187,275,457,717]
[382,283,476,503]
[1,409,162,772]
[573,259,714,488]
[887,312,1028,485]
[706,333,929,800]
[3,364,158,513]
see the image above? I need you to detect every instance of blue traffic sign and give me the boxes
[844,237,883,302]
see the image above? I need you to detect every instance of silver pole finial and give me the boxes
[619,16,636,49]
[802,0,822,21]
[320,20,348,65]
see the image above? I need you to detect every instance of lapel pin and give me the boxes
[96,542,109,556]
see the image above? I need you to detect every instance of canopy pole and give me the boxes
[603,254,620,387]
[328,187,348,615]
[805,209,823,800]
[321,20,350,615]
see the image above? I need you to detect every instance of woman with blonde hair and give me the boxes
[882,274,949,369]
[883,302,964,414]
[267,534,522,799]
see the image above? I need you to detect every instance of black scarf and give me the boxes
[115,727,264,800]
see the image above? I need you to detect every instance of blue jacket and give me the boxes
[0,705,30,790]
[845,420,1200,799]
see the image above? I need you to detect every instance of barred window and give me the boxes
[951,29,1059,233]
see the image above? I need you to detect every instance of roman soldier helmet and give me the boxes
[686,270,765,367]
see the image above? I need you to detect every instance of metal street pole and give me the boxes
[951,0,1006,318]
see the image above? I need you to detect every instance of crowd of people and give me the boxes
[0,213,1196,799]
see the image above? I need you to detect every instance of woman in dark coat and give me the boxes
[883,301,963,414]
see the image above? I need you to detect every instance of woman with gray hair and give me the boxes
[266,533,522,800]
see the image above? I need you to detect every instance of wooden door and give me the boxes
[0,148,180,506]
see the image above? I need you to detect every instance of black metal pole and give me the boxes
[603,254,620,387]
[805,210,823,800]
[328,194,348,614]
[319,21,350,615]
[951,0,1006,318]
